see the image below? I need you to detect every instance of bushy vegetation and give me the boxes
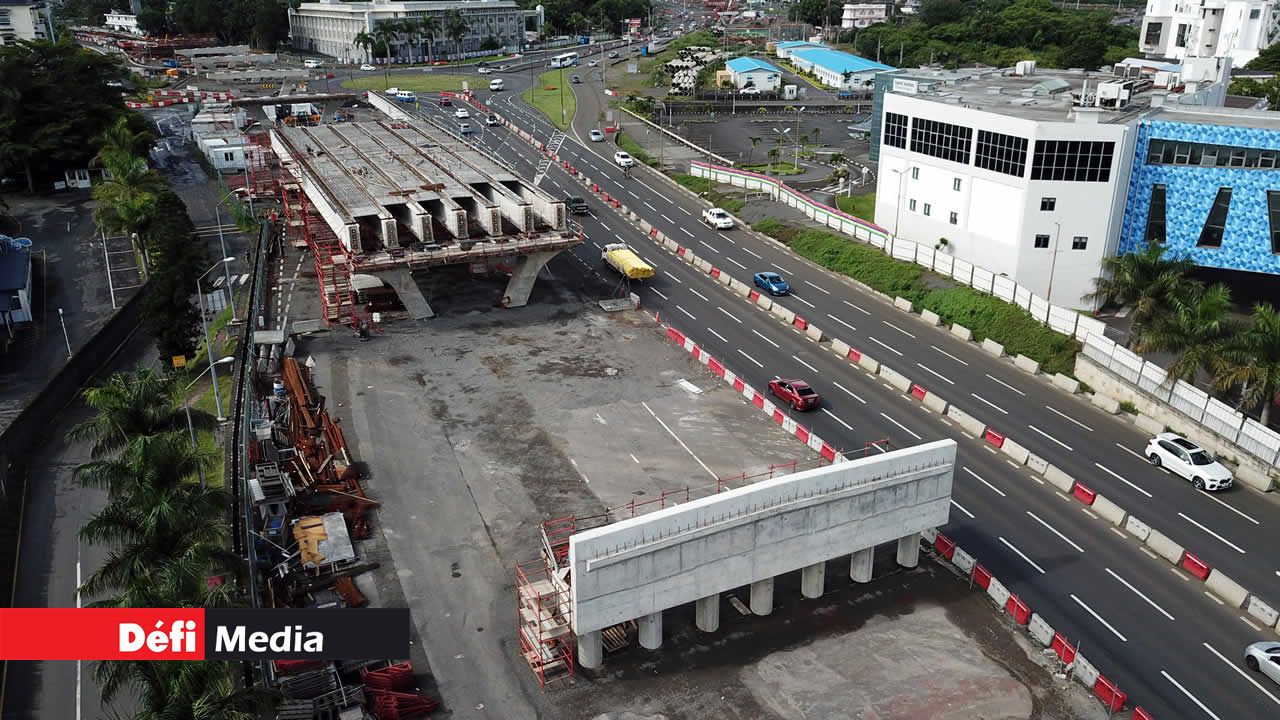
[835,193,876,222]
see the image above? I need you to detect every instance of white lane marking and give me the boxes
[1115,443,1148,462]
[1205,590,1224,605]
[1094,462,1153,498]
[598,221,612,231]
[1178,512,1246,554]
[843,299,871,315]
[677,305,696,320]
[964,467,1005,497]
[999,536,1045,574]
[717,307,742,324]
[1162,670,1221,720]
[1070,594,1127,641]
[951,499,975,518]
[970,392,1008,415]
[915,362,955,385]
[1028,424,1073,451]
[879,412,922,440]
[737,349,764,368]
[689,288,710,302]
[679,207,692,216]
[680,227,695,238]
[717,232,736,245]
[881,320,917,338]
[985,373,1027,396]
[706,327,727,343]
[661,214,674,223]
[1242,616,1263,631]
[1045,405,1094,431]
[742,247,763,259]
[793,355,818,373]
[821,408,853,430]
[931,345,969,365]
[1025,510,1085,552]
[826,313,856,332]
[832,381,866,404]
[868,336,903,356]
[641,401,717,480]
[651,288,669,299]
[788,293,815,309]
[774,264,793,274]
[630,453,640,464]
[1105,568,1175,621]
[1203,492,1260,525]
[615,234,626,244]
[627,190,640,199]
[726,256,748,269]
[699,240,716,252]
[1203,643,1280,707]
[668,274,683,284]
[804,280,830,294]
[752,330,781,348]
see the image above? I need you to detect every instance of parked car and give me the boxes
[589,129,605,142]
[485,114,499,126]
[738,87,761,96]
[768,379,821,411]
[1145,432,1234,491]
[1246,642,1280,686]
[304,59,323,69]
[360,63,376,71]
[702,207,734,229]
[613,151,635,168]
[753,271,790,295]
[454,108,470,119]
[565,196,588,215]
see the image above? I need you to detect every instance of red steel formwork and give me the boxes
[278,181,359,326]
[244,132,276,202]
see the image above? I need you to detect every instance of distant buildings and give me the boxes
[789,47,894,90]
[841,2,891,30]
[0,0,52,46]
[103,10,143,36]
[725,57,782,91]
[1139,0,1279,65]
[772,40,825,59]
[0,238,33,334]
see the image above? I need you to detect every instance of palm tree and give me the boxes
[93,116,152,172]
[747,135,761,164]
[1086,240,1199,347]
[95,658,261,719]
[445,9,468,62]
[353,30,376,63]
[67,368,214,458]
[1135,283,1238,383]
[1214,303,1280,426]
[419,14,440,62]
[92,154,163,275]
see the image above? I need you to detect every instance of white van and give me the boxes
[489,78,504,92]
[303,59,322,69]
[394,89,417,103]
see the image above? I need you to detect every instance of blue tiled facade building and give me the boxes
[1119,111,1280,275]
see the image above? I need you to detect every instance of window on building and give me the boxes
[1250,8,1261,18]
[1144,184,1167,244]
[1040,197,1056,211]
[1034,234,1050,249]
[1269,191,1280,254]
[1146,139,1278,169]
[1144,22,1163,45]
[923,203,932,216]
[909,198,917,211]
[909,117,973,165]
[974,129,1029,177]
[911,166,919,179]
[1175,24,1189,48]
[949,211,958,225]
[1072,236,1088,250]
[1197,187,1233,248]
[953,178,961,191]
[885,112,908,149]
[223,152,234,162]
[1031,140,1115,182]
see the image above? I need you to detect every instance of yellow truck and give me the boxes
[601,242,655,280]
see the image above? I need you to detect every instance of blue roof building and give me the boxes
[726,57,780,74]
[790,48,894,90]
[725,56,783,91]
[773,40,827,59]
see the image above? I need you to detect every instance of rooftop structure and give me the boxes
[841,2,892,29]
[0,238,33,331]
[0,0,51,46]
[772,40,826,59]
[790,47,894,90]
[725,56,779,74]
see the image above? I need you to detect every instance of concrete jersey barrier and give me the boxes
[1204,569,1250,608]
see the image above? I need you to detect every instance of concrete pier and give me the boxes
[897,532,921,568]
[751,577,775,616]
[503,250,558,307]
[850,547,874,583]
[695,594,720,633]
[801,561,826,599]
[577,629,602,669]
[638,611,663,650]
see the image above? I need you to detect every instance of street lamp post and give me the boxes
[1048,221,1063,304]
[197,257,236,422]
[242,121,261,217]
[57,307,72,359]
[184,356,234,488]
[794,106,806,169]
[215,189,241,321]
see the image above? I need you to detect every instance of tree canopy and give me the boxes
[1245,43,1280,71]
[520,0,651,37]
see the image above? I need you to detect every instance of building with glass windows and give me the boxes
[1118,103,1280,276]
[1139,0,1278,66]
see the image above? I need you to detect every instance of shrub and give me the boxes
[786,229,924,301]
[1119,401,1139,415]
[670,173,711,194]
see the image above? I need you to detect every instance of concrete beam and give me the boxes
[696,594,720,633]
[850,547,873,583]
[896,532,921,568]
[638,611,663,650]
[502,250,558,308]
[751,578,774,616]
[801,561,826,599]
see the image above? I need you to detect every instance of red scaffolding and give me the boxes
[279,180,359,326]
[514,557,575,688]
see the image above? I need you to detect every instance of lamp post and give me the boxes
[215,189,241,321]
[242,121,260,217]
[1048,221,1063,304]
[197,257,236,422]
[184,356,234,488]
[794,106,806,169]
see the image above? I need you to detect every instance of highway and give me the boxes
[403,69,1280,718]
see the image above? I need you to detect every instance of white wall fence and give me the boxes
[689,161,1108,344]
[1082,334,1280,467]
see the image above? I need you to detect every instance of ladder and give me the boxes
[533,131,566,187]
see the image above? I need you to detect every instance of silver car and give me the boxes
[1246,642,1280,686]
[589,129,605,142]
[1144,432,1233,491]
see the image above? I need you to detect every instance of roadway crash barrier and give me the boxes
[981,338,1006,357]
[1026,452,1049,475]
[1071,482,1097,505]
[1005,594,1031,625]
[920,527,937,544]
[951,546,975,573]
[972,564,993,590]
[1071,654,1100,690]
[1001,437,1030,465]
[1204,569,1250,608]
[983,427,1005,449]
[1144,527,1186,566]
[1093,676,1127,713]
[1123,514,1152,542]
[1090,493,1127,526]
[830,338,851,358]
[920,308,941,326]
[922,391,948,415]
[1051,373,1081,394]
[755,293,773,311]
[950,323,972,341]
[1180,552,1211,580]
[1014,354,1041,375]
[1247,596,1280,628]
[769,303,796,325]
[878,365,912,392]
[945,405,985,437]
[1027,613,1054,646]
[910,383,928,401]
[933,532,956,560]
[1043,464,1076,493]
[856,352,880,374]
[893,296,913,313]
[804,324,823,342]
[793,316,809,331]
[1051,632,1078,664]
[986,576,1011,609]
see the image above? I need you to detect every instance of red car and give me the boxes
[769,379,821,411]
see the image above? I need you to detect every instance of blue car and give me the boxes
[753,271,790,296]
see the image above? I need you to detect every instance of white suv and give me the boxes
[613,151,635,168]
[702,207,734,229]
[1144,432,1233,491]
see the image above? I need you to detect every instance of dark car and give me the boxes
[753,271,790,295]
[769,379,821,411]
[571,74,582,83]
[438,96,452,106]
[565,196,588,215]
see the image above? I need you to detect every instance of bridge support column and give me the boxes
[801,561,826,599]
[502,250,559,308]
[750,577,774,616]
[695,594,720,633]
[638,611,663,650]
[850,547,874,583]
[577,629,602,669]
[897,532,921,568]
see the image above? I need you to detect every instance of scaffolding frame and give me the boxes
[279,180,359,326]
[514,558,575,689]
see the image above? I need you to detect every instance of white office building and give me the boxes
[725,57,782,91]
[1139,0,1279,65]
[288,0,535,64]
[0,0,51,46]
[103,10,143,35]
[841,2,891,29]
[874,69,1141,310]
[790,47,894,90]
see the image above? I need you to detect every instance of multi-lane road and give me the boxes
[401,65,1280,718]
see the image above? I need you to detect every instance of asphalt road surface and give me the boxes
[404,71,1280,719]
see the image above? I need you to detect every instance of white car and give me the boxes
[485,114,499,126]
[589,129,605,142]
[360,63,376,71]
[454,108,470,119]
[1246,642,1280,686]
[1145,432,1233,491]
[478,66,492,74]
[613,151,635,168]
[702,207,734,229]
